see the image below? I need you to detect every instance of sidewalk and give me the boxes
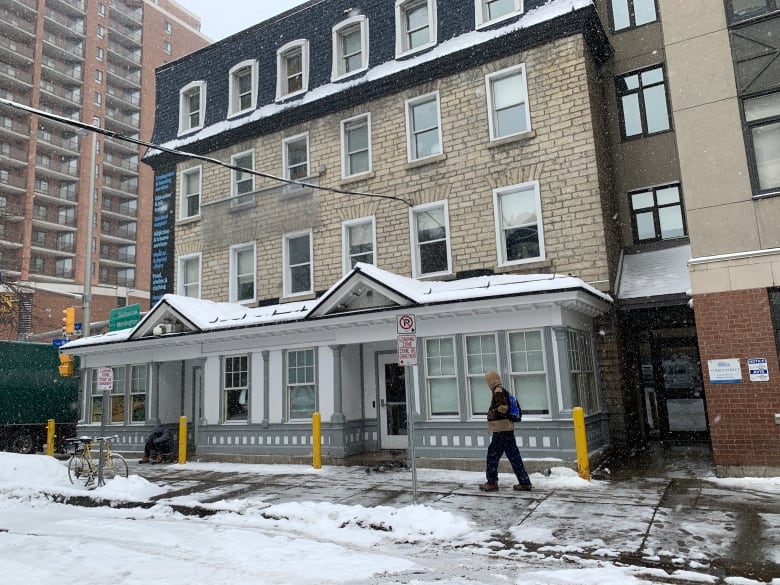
[57,443,780,584]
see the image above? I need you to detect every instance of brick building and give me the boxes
[0,0,209,340]
[63,0,780,476]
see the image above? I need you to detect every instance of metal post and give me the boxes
[573,406,590,481]
[405,365,418,504]
[82,131,97,337]
[312,412,322,469]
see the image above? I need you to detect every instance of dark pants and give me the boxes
[486,430,531,486]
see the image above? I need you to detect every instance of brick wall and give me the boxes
[693,288,780,470]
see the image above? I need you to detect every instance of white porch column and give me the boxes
[330,344,345,423]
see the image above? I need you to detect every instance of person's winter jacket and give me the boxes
[484,370,514,433]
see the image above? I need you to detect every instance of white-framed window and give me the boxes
[466,333,499,417]
[425,337,458,417]
[229,242,256,304]
[405,92,442,162]
[97,24,105,38]
[486,64,531,140]
[178,81,206,135]
[342,216,376,273]
[507,329,548,416]
[286,348,316,420]
[164,20,172,34]
[98,3,105,16]
[222,355,248,422]
[94,92,102,106]
[332,15,369,80]
[276,40,309,100]
[611,0,657,32]
[163,40,172,54]
[129,364,147,423]
[96,46,103,61]
[177,253,201,298]
[95,69,103,83]
[567,330,598,413]
[395,0,437,57]
[340,113,371,177]
[410,201,451,277]
[475,0,523,28]
[493,180,545,265]
[179,166,201,219]
[283,230,313,296]
[231,150,254,205]
[228,60,258,117]
[283,133,309,180]
[91,364,147,424]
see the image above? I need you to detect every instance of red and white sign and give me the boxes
[397,314,416,334]
[97,366,114,391]
[397,333,418,366]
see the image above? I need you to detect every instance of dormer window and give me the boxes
[396,0,436,57]
[332,15,369,81]
[228,60,258,117]
[476,0,523,28]
[276,40,309,100]
[178,81,205,135]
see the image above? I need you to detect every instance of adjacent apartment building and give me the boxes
[0,0,209,340]
[63,0,780,476]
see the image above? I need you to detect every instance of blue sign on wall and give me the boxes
[151,168,176,304]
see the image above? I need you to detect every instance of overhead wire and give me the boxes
[0,97,414,207]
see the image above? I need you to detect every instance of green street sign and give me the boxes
[109,304,141,331]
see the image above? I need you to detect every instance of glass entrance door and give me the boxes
[378,354,407,450]
[655,340,709,440]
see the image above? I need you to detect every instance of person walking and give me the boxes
[480,370,532,492]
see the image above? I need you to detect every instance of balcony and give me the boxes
[0,8,35,39]
[44,9,84,36]
[106,86,141,108]
[0,63,33,88]
[103,175,138,195]
[108,40,141,66]
[0,201,25,220]
[103,152,138,174]
[0,36,34,66]
[106,63,140,87]
[109,0,142,25]
[41,56,82,83]
[102,196,137,218]
[36,128,80,155]
[42,31,84,60]
[39,78,82,108]
[46,0,84,15]
[0,171,26,192]
[105,108,140,134]
[0,143,28,168]
[109,21,142,45]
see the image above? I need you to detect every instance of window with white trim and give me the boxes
[283,133,309,180]
[486,64,531,140]
[476,0,523,28]
[493,180,545,265]
[410,201,451,277]
[178,253,201,298]
[223,355,248,422]
[566,330,598,413]
[507,329,548,415]
[340,113,371,177]
[405,92,442,161]
[286,348,316,420]
[231,151,254,205]
[229,242,256,303]
[228,60,258,117]
[129,365,147,423]
[342,216,376,273]
[90,364,146,424]
[395,0,436,57]
[276,40,308,100]
[425,337,458,416]
[178,81,205,135]
[332,15,369,80]
[284,230,313,296]
[180,166,201,219]
[466,334,499,417]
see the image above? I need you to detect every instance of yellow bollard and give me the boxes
[572,406,590,481]
[46,419,55,457]
[312,412,322,469]
[178,416,187,464]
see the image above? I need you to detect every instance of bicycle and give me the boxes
[65,435,128,489]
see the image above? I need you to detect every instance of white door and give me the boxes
[378,353,408,450]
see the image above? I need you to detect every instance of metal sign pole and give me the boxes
[405,364,418,505]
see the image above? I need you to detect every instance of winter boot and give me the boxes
[513,483,532,491]
[479,482,498,492]
[139,457,150,464]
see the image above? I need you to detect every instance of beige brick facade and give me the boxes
[174,35,613,304]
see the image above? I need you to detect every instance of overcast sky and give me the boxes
[176,0,310,41]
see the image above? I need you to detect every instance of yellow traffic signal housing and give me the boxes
[62,307,76,336]
[58,353,74,377]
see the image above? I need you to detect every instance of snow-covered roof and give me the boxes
[63,264,611,350]
[145,0,594,158]
[616,244,691,302]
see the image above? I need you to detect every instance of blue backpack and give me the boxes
[506,390,522,423]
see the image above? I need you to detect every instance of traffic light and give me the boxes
[58,353,74,377]
[62,307,75,336]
